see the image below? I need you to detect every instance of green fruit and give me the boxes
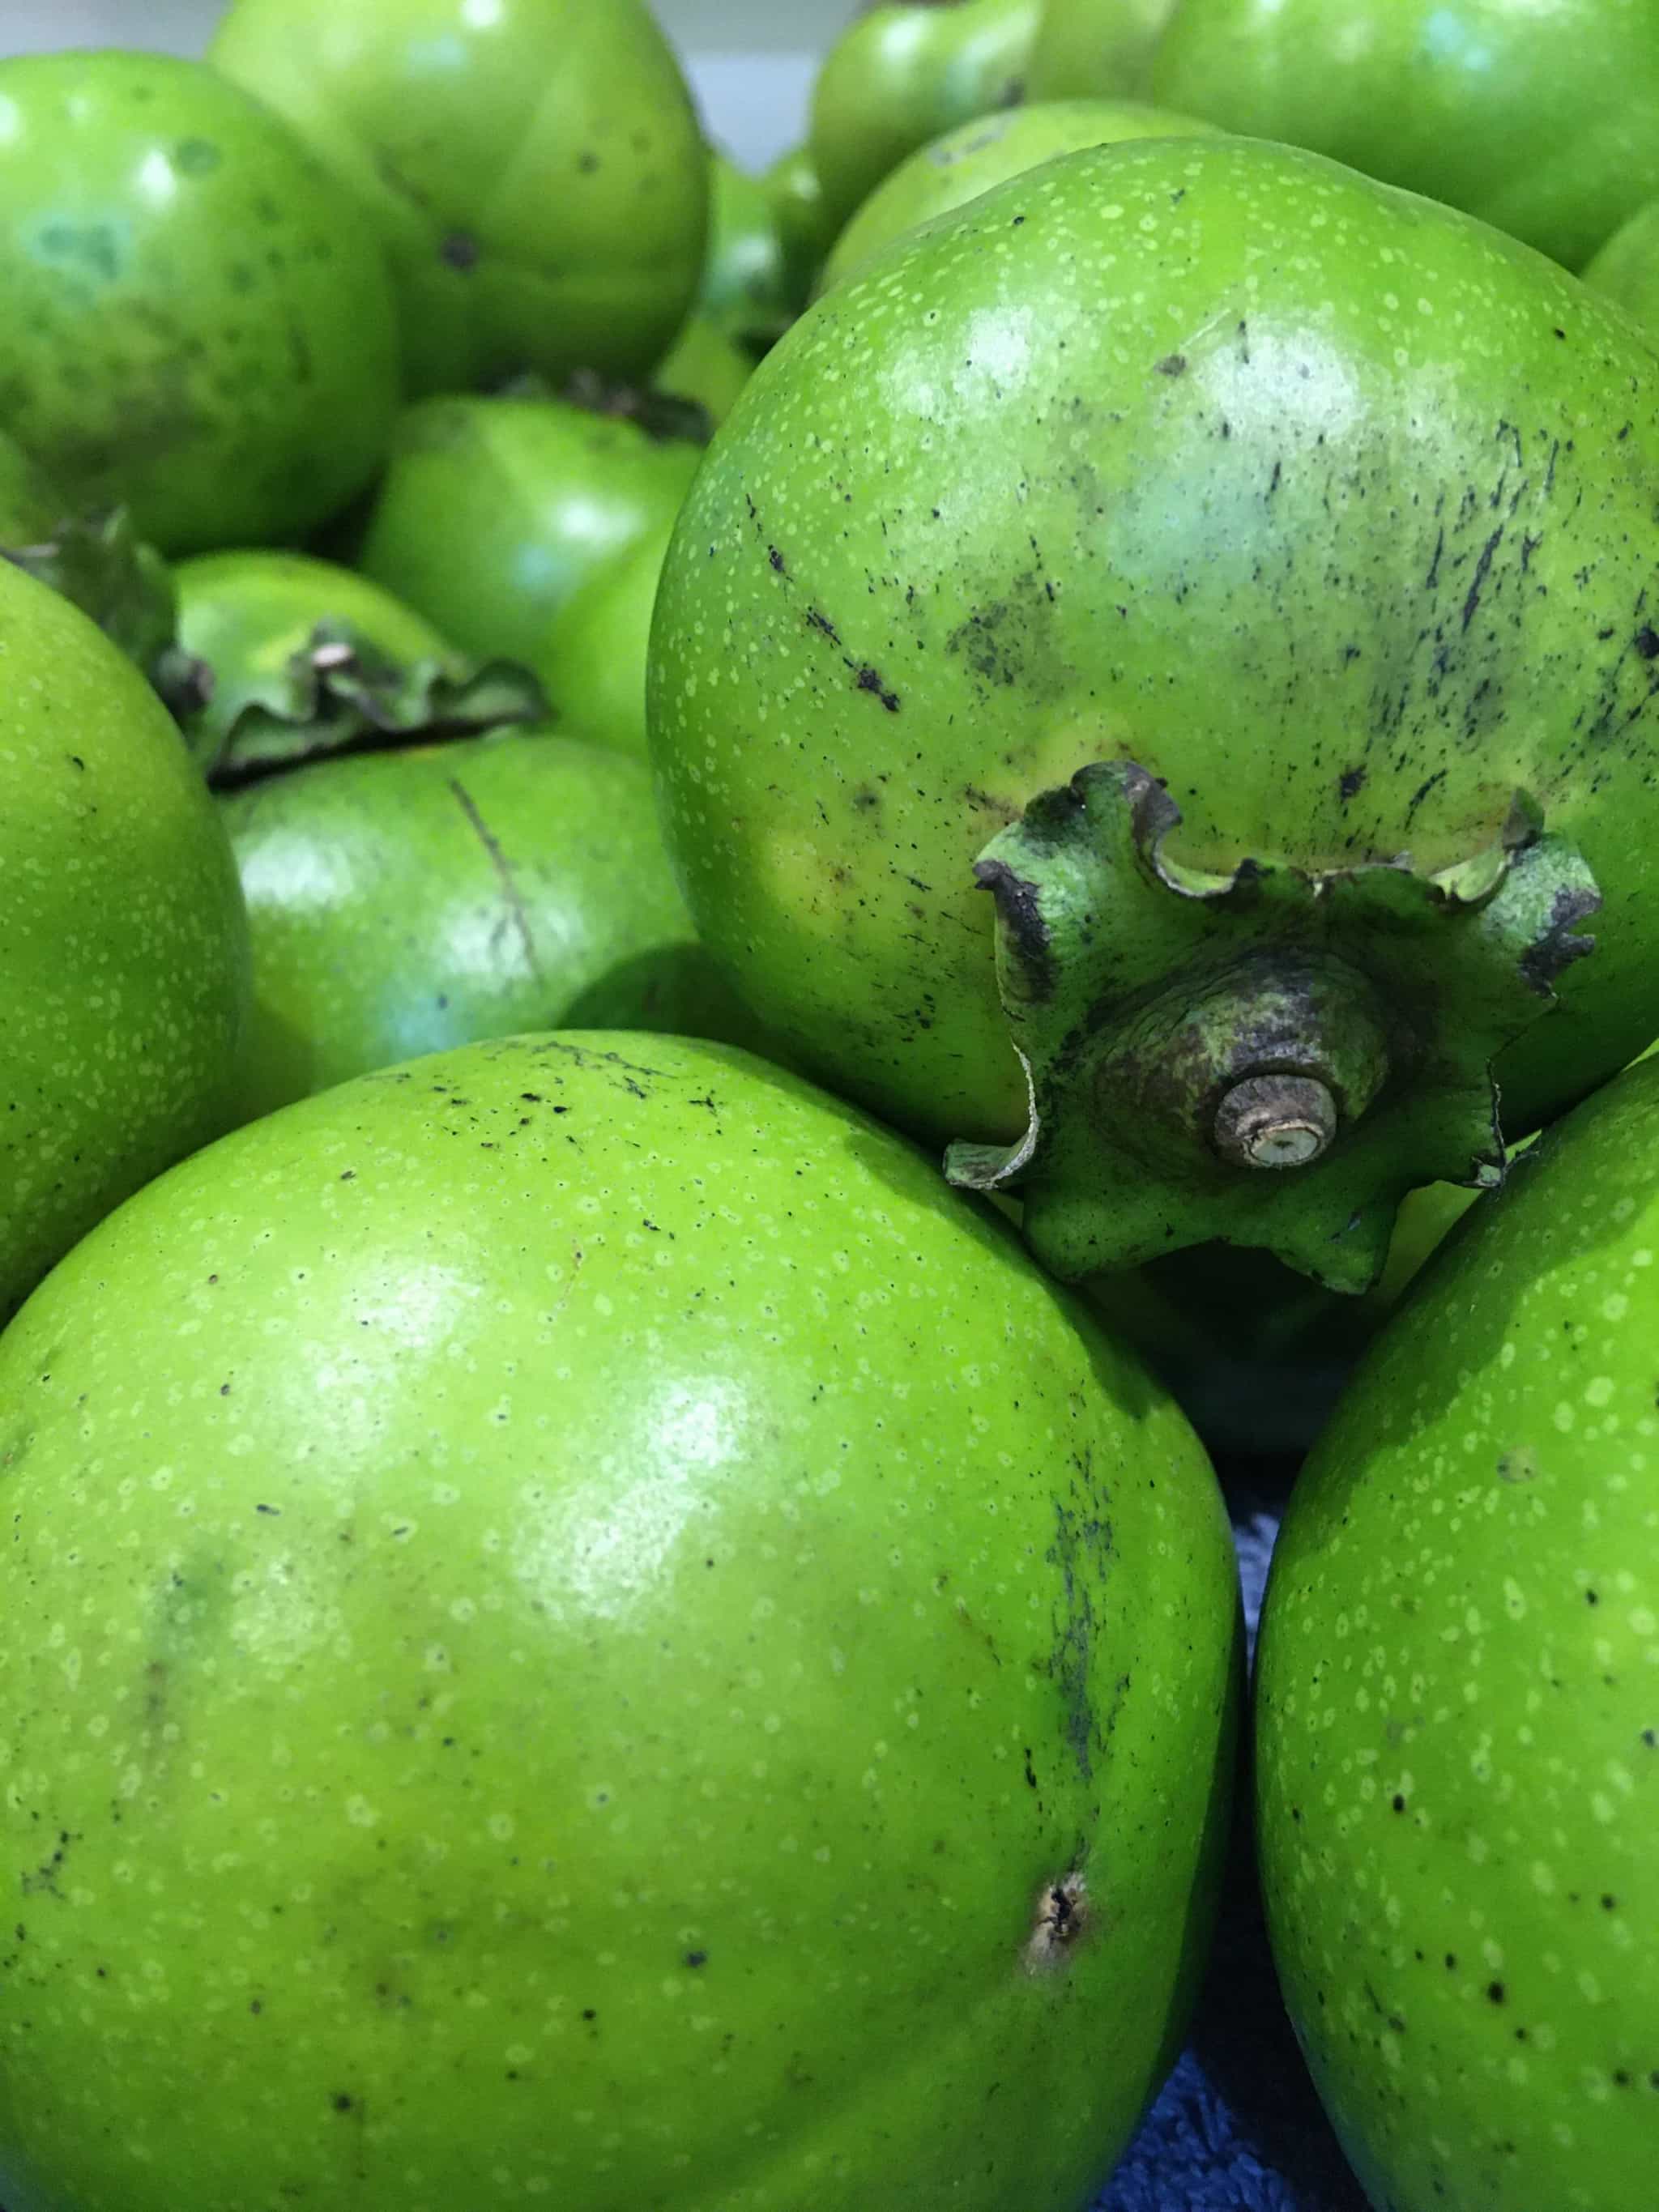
[809,0,1043,237]
[1584,197,1659,341]
[0,51,399,555]
[221,727,757,1119]
[763,141,838,310]
[1151,0,1659,273]
[174,550,545,782]
[0,557,248,1323]
[1256,1053,1659,2212]
[820,97,1218,290]
[650,137,1659,1296]
[1027,0,1181,98]
[358,392,701,670]
[654,313,755,429]
[211,0,708,398]
[0,1029,1240,2212]
[538,516,673,757]
[700,152,795,355]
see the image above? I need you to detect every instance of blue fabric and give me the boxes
[1095,1480,1373,2212]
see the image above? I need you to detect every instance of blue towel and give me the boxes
[1097,1477,1372,2212]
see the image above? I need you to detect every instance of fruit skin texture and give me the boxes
[1150,0,1659,274]
[649,138,1659,1259]
[820,96,1218,290]
[359,394,701,671]
[808,0,1042,237]
[1584,198,1659,343]
[1027,0,1180,100]
[210,0,707,399]
[0,51,399,556]
[0,1030,1241,2212]
[220,729,756,1120]
[539,515,674,755]
[1255,1055,1659,2212]
[0,559,248,1323]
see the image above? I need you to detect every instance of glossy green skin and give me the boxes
[702,155,795,355]
[0,559,248,1323]
[655,314,755,428]
[539,517,674,757]
[1256,1055,1659,2211]
[1027,0,1179,98]
[1151,0,1659,274]
[809,0,1043,237]
[211,0,707,398]
[650,138,1659,1160]
[1584,198,1659,343]
[221,729,753,1120]
[821,98,1218,289]
[359,394,701,669]
[0,52,399,556]
[763,143,838,312]
[0,1030,1240,2212]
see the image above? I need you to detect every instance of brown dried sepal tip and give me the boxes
[1023,1872,1088,1973]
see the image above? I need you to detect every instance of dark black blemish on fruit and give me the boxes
[1155,354,1188,377]
[684,1950,708,1968]
[441,231,480,271]
[1339,766,1367,803]
[854,664,901,712]
[768,546,787,573]
[1487,1980,1507,2005]
[331,2093,355,2113]
[1636,626,1659,661]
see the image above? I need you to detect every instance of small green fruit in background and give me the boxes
[0,559,248,1323]
[0,427,205,714]
[808,0,1043,237]
[820,97,1218,291]
[650,137,1659,1296]
[0,51,399,555]
[1256,1053,1659,2212]
[763,140,839,310]
[699,151,797,356]
[1150,0,1659,273]
[538,515,674,757]
[1026,0,1182,99]
[357,392,701,671]
[0,1030,1240,2212]
[220,729,757,1119]
[653,313,754,428]
[173,549,544,782]
[211,0,708,398]
[1584,197,1659,342]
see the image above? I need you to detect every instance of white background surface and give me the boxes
[0,0,858,167]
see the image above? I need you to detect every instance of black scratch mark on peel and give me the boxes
[1404,769,1446,825]
[1426,527,1445,593]
[852,663,900,712]
[1461,527,1503,632]
[446,781,540,983]
[806,607,840,644]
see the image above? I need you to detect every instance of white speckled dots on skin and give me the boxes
[0,1029,1239,2212]
[1256,1055,1659,2212]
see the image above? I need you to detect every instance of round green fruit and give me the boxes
[221,728,756,1119]
[174,550,544,782]
[0,558,248,1323]
[1150,0,1659,274]
[700,152,796,356]
[1584,198,1659,343]
[820,97,1218,291]
[358,392,701,671]
[650,136,1659,1296]
[211,0,708,399]
[763,142,838,312]
[538,515,673,757]
[1256,1052,1659,2212]
[1026,0,1180,99]
[0,1029,1240,2212]
[808,0,1043,237]
[0,51,399,555]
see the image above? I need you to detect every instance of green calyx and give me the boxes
[945,763,1600,1293]
[194,625,547,790]
[2,507,209,720]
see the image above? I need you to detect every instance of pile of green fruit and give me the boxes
[0,2,1656,2208]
